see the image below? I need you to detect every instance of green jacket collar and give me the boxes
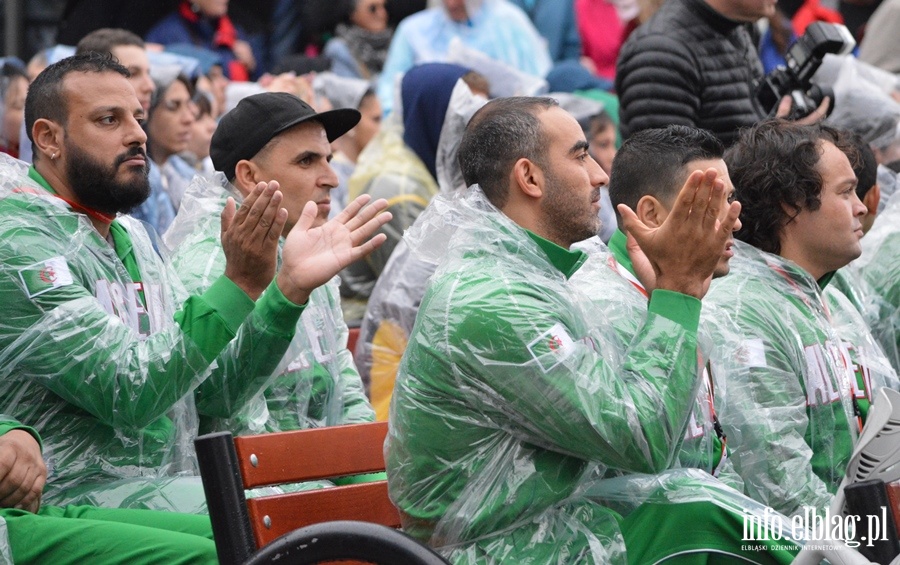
[28,166,56,194]
[525,230,587,279]
[818,271,835,290]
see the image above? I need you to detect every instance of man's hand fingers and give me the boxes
[292,200,318,234]
[242,181,279,227]
[719,200,742,238]
[334,194,374,226]
[796,96,830,125]
[616,203,647,238]
[349,233,389,262]
[617,203,662,256]
[667,170,706,224]
[231,182,267,226]
[268,208,289,242]
[702,178,727,230]
[220,197,237,236]
[250,189,285,241]
[7,474,41,513]
[24,490,41,513]
[350,211,393,247]
[344,198,389,232]
[0,468,38,509]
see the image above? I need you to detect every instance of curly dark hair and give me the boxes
[725,119,854,254]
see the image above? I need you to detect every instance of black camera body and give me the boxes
[755,22,856,120]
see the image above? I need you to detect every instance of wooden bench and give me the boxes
[195,421,447,564]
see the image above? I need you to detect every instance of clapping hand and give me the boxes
[276,194,392,305]
[618,167,741,299]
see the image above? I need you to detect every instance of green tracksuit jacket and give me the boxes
[386,188,736,563]
[703,240,860,518]
[164,177,374,435]
[0,415,217,565]
[0,160,304,511]
[571,230,741,488]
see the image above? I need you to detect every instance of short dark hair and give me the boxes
[75,28,145,56]
[609,125,723,223]
[726,119,853,254]
[843,132,877,200]
[458,96,558,208]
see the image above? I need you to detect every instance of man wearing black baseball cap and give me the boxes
[210,91,363,232]
[165,92,387,437]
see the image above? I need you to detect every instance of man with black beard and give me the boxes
[63,138,150,215]
[0,51,390,542]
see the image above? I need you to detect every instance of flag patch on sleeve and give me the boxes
[736,338,767,368]
[527,322,576,372]
[18,256,73,298]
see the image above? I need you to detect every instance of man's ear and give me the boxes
[635,195,670,228]
[31,118,62,162]
[511,157,544,199]
[863,183,880,218]
[232,159,257,198]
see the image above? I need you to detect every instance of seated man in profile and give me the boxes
[0,53,389,511]
[704,120,899,518]
[385,97,808,563]
[165,91,376,437]
[571,125,743,488]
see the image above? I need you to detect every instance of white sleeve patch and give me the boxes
[18,256,73,298]
[736,338,767,368]
[527,322,576,373]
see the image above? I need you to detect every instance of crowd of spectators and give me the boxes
[1,0,900,563]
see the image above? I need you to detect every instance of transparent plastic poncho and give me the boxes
[0,154,208,512]
[355,80,486,414]
[339,93,439,307]
[825,268,900,401]
[702,240,860,518]
[163,174,374,435]
[386,187,711,562]
[856,188,900,373]
[570,237,744,492]
[877,164,900,209]
[820,54,900,155]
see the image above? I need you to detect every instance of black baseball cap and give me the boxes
[211,92,361,180]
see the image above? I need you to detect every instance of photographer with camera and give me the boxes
[616,0,851,146]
